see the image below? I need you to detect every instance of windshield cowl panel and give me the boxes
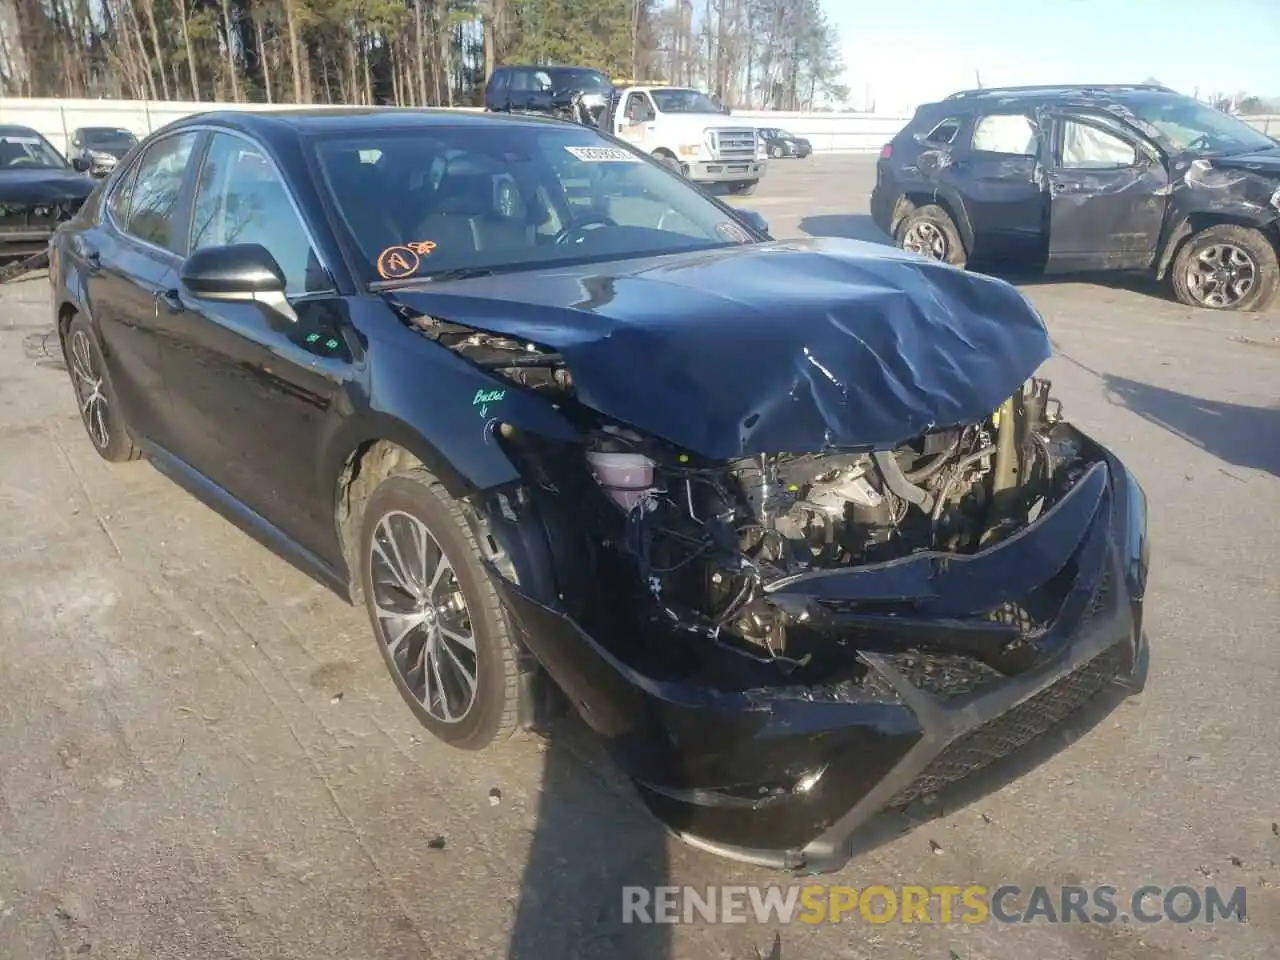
[312,124,759,287]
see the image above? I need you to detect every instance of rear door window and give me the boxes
[971,113,1041,157]
[123,131,200,252]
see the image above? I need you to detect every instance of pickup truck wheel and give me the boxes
[654,150,683,175]
[359,467,521,750]
[895,205,967,268]
[1170,224,1279,312]
[728,181,757,196]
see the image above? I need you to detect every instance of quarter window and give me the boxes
[971,114,1040,157]
[1060,120,1138,169]
[125,131,199,252]
[923,118,962,145]
[107,157,141,225]
[189,132,329,295]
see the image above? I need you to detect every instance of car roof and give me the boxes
[924,84,1183,114]
[164,107,587,147]
[0,124,41,137]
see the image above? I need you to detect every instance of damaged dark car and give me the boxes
[1,124,96,260]
[872,84,1280,311]
[52,109,1150,873]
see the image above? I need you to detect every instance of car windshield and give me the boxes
[1126,98,1275,155]
[650,88,720,113]
[312,123,758,285]
[551,69,611,94]
[83,128,137,148]
[0,130,67,170]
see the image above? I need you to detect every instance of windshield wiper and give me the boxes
[369,266,498,290]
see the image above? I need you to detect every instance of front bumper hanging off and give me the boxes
[492,434,1150,874]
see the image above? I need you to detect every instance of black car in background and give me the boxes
[871,84,1280,311]
[0,124,96,259]
[50,108,1148,874]
[759,127,812,158]
[68,126,139,177]
[485,64,615,124]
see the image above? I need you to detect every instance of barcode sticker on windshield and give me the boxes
[564,146,640,163]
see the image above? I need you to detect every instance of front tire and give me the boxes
[654,151,683,175]
[359,468,521,749]
[728,180,758,196]
[895,204,967,268]
[63,314,141,463]
[1170,224,1279,311]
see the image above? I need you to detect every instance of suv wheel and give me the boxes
[895,205,967,268]
[359,468,521,750]
[1170,224,1278,312]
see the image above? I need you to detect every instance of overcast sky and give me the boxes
[827,0,1280,112]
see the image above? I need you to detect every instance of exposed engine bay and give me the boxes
[411,314,1093,684]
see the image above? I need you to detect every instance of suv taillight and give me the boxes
[879,143,893,160]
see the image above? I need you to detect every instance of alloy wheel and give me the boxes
[69,330,110,450]
[902,221,947,260]
[369,510,478,723]
[1184,243,1256,308]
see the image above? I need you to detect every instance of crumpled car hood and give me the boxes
[388,237,1052,459]
[1206,146,1280,176]
[0,168,96,203]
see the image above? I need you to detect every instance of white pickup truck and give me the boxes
[603,86,768,195]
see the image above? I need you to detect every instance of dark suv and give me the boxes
[485,65,614,124]
[871,84,1280,311]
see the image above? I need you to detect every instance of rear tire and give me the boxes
[894,204,967,268]
[1170,224,1278,312]
[359,467,521,750]
[63,314,142,463]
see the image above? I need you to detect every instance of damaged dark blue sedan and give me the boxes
[50,109,1150,873]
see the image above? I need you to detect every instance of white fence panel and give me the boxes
[2,96,908,156]
[2,97,1276,158]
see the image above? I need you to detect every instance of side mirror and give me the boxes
[181,243,295,320]
[71,157,90,172]
[736,208,770,235]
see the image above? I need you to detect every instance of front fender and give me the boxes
[1156,200,1280,279]
[318,320,579,502]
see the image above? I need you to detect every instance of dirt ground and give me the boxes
[1,154,1278,960]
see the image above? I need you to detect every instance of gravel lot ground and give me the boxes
[1,154,1278,960]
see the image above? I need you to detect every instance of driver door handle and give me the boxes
[156,288,184,313]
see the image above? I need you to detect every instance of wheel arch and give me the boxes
[897,190,974,255]
[325,415,505,602]
[1156,210,1280,280]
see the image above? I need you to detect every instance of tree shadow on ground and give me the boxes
[1102,374,1280,478]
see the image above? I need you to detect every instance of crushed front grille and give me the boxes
[887,640,1128,809]
[879,651,1005,699]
